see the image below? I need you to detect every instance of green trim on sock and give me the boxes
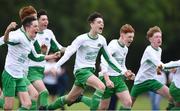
[166,103,175,110]
[119,106,131,111]
[90,90,104,110]
[0,98,4,108]
[81,96,92,106]
[47,96,67,110]
[19,106,28,110]
[171,107,180,110]
[30,99,37,110]
[39,90,49,106]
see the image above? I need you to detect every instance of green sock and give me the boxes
[119,106,131,111]
[171,107,180,110]
[29,99,37,110]
[81,96,92,106]
[47,96,67,110]
[0,98,4,108]
[166,102,175,110]
[18,106,28,110]
[39,90,49,106]
[90,90,104,110]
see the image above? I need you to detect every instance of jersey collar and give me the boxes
[87,33,98,40]
[20,26,31,41]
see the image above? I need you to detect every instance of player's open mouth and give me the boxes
[128,42,132,44]
[44,25,47,27]
[99,27,103,30]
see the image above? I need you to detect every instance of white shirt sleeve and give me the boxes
[0,36,4,46]
[55,36,82,68]
[8,31,21,44]
[31,45,45,58]
[163,60,180,69]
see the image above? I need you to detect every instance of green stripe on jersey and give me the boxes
[100,47,121,73]
[28,51,45,62]
[33,40,41,54]
[49,38,60,53]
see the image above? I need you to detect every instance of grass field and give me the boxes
[65,93,168,110]
[1,92,168,110]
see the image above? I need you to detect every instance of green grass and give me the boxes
[65,93,168,110]
[1,93,168,110]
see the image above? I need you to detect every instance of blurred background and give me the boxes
[0,0,180,99]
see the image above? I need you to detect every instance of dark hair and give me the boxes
[22,16,37,28]
[37,9,48,19]
[87,12,103,23]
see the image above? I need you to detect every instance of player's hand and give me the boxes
[124,70,135,80]
[157,65,163,75]
[105,79,114,88]
[55,51,61,58]
[41,44,47,54]
[45,53,59,60]
[6,22,17,31]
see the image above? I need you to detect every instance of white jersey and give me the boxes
[155,72,167,84]
[55,33,123,74]
[163,60,180,88]
[5,28,45,78]
[29,29,63,67]
[134,45,163,85]
[0,36,4,46]
[163,60,180,69]
[99,39,128,76]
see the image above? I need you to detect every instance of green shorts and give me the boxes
[2,70,27,97]
[24,77,31,86]
[74,67,95,88]
[27,66,45,83]
[131,79,163,98]
[100,75,128,99]
[169,82,180,102]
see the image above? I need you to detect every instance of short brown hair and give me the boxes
[120,24,135,34]
[147,26,161,39]
[19,5,37,21]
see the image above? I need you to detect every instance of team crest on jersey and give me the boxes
[98,43,102,47]
[45,38,49,41]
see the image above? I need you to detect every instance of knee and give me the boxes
[97,83,106,91]
[4,103,13,110]
[31,92,39,101]
[123,99,132,108]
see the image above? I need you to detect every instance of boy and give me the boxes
[27,9,65,108]
[41,12,133,110]
[2,16,58,110]
[130,26,174,110]
[98,24,135,110]
[157,60,180,110]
